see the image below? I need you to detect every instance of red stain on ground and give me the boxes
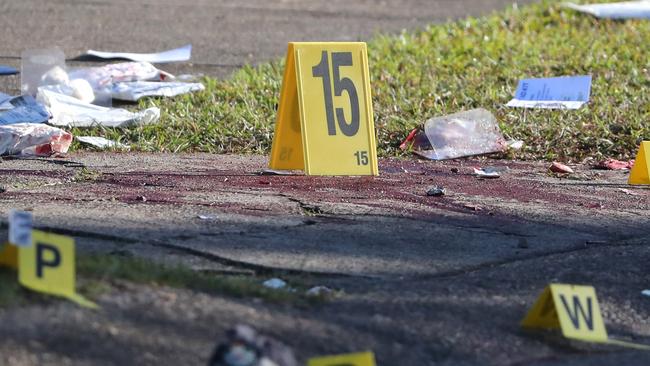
[3,158,647,217]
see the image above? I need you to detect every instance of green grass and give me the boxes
[71,0,649,161]
[0,254,309,307]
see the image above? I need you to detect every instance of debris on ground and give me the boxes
[473,167,501,179]
[0,65,18,75]
[617,188,639,196]
[257,169,298,176]
[595,158,635,170]
[76,136,129,150]
[0,123,72,156]
[208,324,298,366]
[197,214,218,220]
[506,140,525,150]
[506,75,592,109]
[306,286,333,297]
[69,61,171,88]
[38,88,160,128]
[642,290,650,297]
[549,162,574,174]
[426,186,446,196]
[262,278,287,290]
[82,44,192,63]
[401,108,507,160]
[110,80,205,102]
[564,1,650,19]
[0,95,50,125]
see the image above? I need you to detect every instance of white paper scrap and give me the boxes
[642,289,650,297]
[9,209,33,247]
[506,75,592,109]
[111,81,205,102]
[37,88,160,128]
[76,136,129,150]
[83,44,192,63]
[564,1,650,19]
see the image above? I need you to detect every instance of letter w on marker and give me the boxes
[560,295,593,330]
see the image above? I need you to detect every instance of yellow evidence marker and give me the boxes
[18,230,97,308]
[308,351,376,366]
[629,141,650,185]
[522,284,607,343]
[269,42,378,176]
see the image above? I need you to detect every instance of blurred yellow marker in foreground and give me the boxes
[18,230,96,309]
[308,351,376,366]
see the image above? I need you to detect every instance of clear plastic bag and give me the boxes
[0,123,72,156]
[402,108,507,160]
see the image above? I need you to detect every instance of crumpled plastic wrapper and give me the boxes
[401,108,507,160]
[37,88,160,128]
[0,123,72,156]
[68,61,170,90]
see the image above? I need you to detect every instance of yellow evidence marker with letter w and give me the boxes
[269,42,378,176]
[521,284,607,343]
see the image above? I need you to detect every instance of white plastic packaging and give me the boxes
[110,81,205,101]
[37,88,160,128]
[0,123,72,156]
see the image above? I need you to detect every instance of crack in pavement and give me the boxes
[401,235,650,282]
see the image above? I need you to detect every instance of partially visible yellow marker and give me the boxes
[629,141,650,185]
[308,351,376,366]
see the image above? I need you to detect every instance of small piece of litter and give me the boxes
[506,140,525,150]
[463,204,483,211]
[642,290,650,297]
[82,44,192,63]
[306,286,333,297]
[76,136,129,150]
[426,186,446,197]
[473,167,500,179]
[617,188,639,196]
[595,158,634,170]
[262,278,287,289]
[0,65,18,75]
[564,2,650,20]
[550,162,574,174]
[258,169,297,176]
[198,215,217,220]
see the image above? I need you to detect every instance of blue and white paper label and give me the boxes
[507,75,592,109]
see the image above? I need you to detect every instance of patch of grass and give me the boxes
[70,0,649,161]
[77,255,304,303]
[72,167,101,182]
[0,269,24,307]
[0,255,312,308]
